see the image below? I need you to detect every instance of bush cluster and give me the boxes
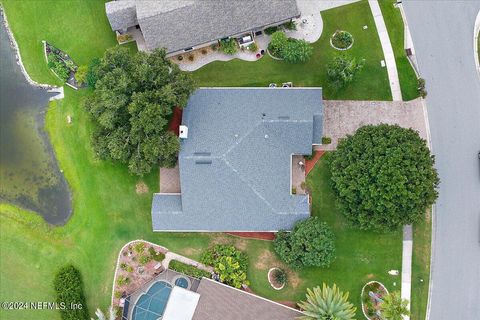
[274,217,336,269]
[219,39,238,55]
[331,30,353,49]
[169,260,211,279]
[47,53,70,82]
[329,124,439,231]
[326,54,364,90]
[201,245,249,288]
[53,265,89,320]
[268,31,312,63]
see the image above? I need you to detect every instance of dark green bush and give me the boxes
[321,136,332,144]
[329,124,439,231]
[331,30,353,49]
[53,265,89,320]
[148,246,165,262]
[86,57,100,88]
[282,21,297,30]
[272,268,287,286]
[264,26,278,35]
[326,54,364,90]
[274,217,336,269]
[268,31,288,57]
[201,245,249,288]
[169,260,211,279]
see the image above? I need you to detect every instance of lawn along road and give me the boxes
[403,1,480,319]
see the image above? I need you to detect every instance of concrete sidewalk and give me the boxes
[368,0,402,101]
[401,225,413,320]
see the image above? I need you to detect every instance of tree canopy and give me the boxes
[274,217,336,269]
[326,54,364,90]
[53,265,89,320]
[329,124,439,232]
[84,47,195,175]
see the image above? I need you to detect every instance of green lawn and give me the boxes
[0,1,417,319]
[192,0,392,100]
[379,0,419,101]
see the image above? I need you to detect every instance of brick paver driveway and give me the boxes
[318,98,427,150]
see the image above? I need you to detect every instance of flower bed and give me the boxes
[43,41,84,89]
[267,267,286,290]
[361,281,389,319]
[330,30,354,50]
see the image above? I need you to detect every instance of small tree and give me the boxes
[379,291,410,320]
[282,39,313,63]
[329,124,439,231]
[269,31,288,56]
[297,283,356,320]
[75,65,88,85]
[201,245,249,288]
[326,54,364,90]
[274,217,335,269]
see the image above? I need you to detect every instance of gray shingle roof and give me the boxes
[105,0,137,31]
[152,88,323,232]
[105,0,300,53]
[193,278,303,320]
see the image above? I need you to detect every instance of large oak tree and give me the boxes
[329,124,439,232]
[85,47,195,175]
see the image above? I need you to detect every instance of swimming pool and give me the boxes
[174,276,189,289]
[132,280,172,320]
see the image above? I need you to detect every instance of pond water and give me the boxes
[0,16,71,224]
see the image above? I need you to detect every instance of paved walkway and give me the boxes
[368,0,402,101]
[159,163,180,193]
[401,225,413,319]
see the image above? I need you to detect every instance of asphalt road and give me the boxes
[403,1,480,319]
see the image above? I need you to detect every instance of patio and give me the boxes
[291,155,307,195]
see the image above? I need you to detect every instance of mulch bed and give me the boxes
[168,106,183,136]
[225,232,275,241]
[305,150,325,176]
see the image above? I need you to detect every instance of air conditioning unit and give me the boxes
[179,125,188,139]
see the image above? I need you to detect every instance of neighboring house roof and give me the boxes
[193,278,303,320]
[105,0,137,31]
[105,0,300,53]
[152,88,323,232]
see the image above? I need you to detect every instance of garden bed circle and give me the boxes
[267,267,285,290]
[361,280,389,320]
[330,30,354,51]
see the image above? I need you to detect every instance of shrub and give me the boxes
[248,43,258,52]
[148,247,165,262]
[169,260,211,279]
[126,265,134,273]
[329,124,439,231]
[283,20,297,30]
[188,55,194,61]
[268,31,288,57]
[210,43,219,51]
[201,48,208,55]
[133,242,145,254]
[53,265,89,320]
[201,245,249,288]
[326,54,364,90]
[86,57,100,88]
[321,136,332,144]
[139,254,151,265]
[75,65,88,85]
[117,33,133,43]
[177,55,184,61]
[219,39,237,55]
[418,78,427,98]
[264,26,278,35]
[116,276,130,286]
[331,30,353,49]
[272,268,287,286]
[274,217,335,269]
[281,39,313,63]
[120,262,127,270]
[114,291,122,299]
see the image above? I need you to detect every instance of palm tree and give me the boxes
[379,291,409,320]
[91,306,116,320]
[297,283,356,320]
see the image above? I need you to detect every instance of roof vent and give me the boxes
[264,134,269,139]
[179,125,188,139]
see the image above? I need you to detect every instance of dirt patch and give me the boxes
[135,181,148,194]
[285,269,302,289]
[181,247,202,257]
[234,239,249,251]
[255,249,279,270]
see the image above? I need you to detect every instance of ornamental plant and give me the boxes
[53,265,89,320]
[329,124,439,232]
[219,39,238,55]
[326,54,364,90]
[282,39,313,63]
[201,245,249,288]
[297,283,356,320]
[274,217,336,269]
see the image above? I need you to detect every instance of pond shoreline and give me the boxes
[0,6,72,225]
